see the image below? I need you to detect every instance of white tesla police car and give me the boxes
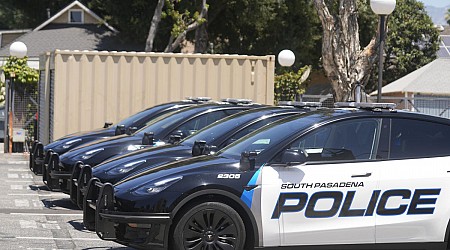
[86,103,450,250]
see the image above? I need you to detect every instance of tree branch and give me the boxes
[145,0,166,52]
[165,0,208,52]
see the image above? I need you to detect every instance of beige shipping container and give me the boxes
[38,50,275,144]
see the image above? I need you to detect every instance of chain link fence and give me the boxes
[12,85,38,152]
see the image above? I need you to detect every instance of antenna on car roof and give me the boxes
[278,101,322,108]
[334,102,396,110]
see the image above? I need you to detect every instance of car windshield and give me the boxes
[182,108,280,147]
[135,106,210,138]
[218,113,323,159]
[115,103,177,128]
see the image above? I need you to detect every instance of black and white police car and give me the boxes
[70,103,321,208]
[44,100,259,192]
[85,103,450,250]
[29,99,202,175]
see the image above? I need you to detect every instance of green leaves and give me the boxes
[274,66,311,103]
[380,0,439,88]
[1,56,38,86]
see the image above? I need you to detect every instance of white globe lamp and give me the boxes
[278,49,295,67]
[370,0,396,15]
[9,41,28,58]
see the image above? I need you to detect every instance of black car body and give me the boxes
[84,103,450,250]
[70,105,319,207]
[44,102,259,192]
[30,99,201,175]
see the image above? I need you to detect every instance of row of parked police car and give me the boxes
[29,97,450,250]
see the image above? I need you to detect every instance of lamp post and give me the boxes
[6,41,27,153]
[371,0,396,103]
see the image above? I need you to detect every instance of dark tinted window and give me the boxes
[223,114,293,147]
[183,109,275,146]
[390,118,450,159]
[219,114,320,159]
[117,103,184,129]
[272,118,381,163]
[174,111,228,138]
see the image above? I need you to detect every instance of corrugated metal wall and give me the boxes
[39,50,275,143]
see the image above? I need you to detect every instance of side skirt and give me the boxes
[257,242,447,250]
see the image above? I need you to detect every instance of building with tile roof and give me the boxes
[0,1,142,68]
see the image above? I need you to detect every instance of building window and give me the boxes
[69,10,83,23]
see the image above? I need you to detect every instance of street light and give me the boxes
[6,41,27,153]
[371,0,396,103]
[278,49,295,67]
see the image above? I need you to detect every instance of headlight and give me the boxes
[106,159,146,175]
[127,145,143,151]
[62,138,82,149]
[133,176,183,195]
[81,148,104,160]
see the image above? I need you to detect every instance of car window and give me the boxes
[222,114,293,147]
[174,111,228,138]
[218,113,320,159]
[389,118,450,159]
[272,118,381,163]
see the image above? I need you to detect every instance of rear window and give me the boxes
[389,118,450,159]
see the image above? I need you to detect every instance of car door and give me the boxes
[261,117,382,246]
[376,118,450,244]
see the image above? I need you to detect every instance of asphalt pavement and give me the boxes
[0,144,132,250]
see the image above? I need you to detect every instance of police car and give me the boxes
[29,99,203,175]
[84,103,450,250]
[70,104,321,208]
[43,101,259,192]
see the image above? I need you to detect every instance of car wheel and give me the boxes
[173,202,246,250]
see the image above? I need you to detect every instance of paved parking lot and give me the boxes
[0,151,131,250]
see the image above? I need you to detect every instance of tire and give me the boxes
[173,202,246,250]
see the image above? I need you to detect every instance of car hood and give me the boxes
[59,134,141,165]
[93,144,192,183]
[44,128,114,154]
[115,155,238,193]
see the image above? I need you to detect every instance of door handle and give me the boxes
[351,173,372,178]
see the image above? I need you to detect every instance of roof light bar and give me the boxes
[221,98,253,105]
[278,101,322,108]
[184,97,212,102]
[334,102,396,110]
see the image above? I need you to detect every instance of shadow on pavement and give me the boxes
[41,198,80,210]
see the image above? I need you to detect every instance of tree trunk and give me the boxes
[195,12,208,53]
[165,0,208,52]
[313,0,380,101]
[145,0,165,52]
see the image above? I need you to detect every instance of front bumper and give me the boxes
[30,141,45,175]
[83,180,172,249]
[70,163,92,208]
[42,153,73,193]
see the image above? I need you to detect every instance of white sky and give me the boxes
[419,0,450,7]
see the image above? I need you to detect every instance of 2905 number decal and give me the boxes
[217,173,241,179]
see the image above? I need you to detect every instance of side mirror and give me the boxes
[115,125,126,135]
[142,132,154,145]
[104,122,113,128]
[192,140,207,156]
[168,134,182,144]
[239,151,257,172]
[127,127,138,135]
[280,149,307,166]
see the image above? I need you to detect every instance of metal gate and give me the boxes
[11,83,38,152]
